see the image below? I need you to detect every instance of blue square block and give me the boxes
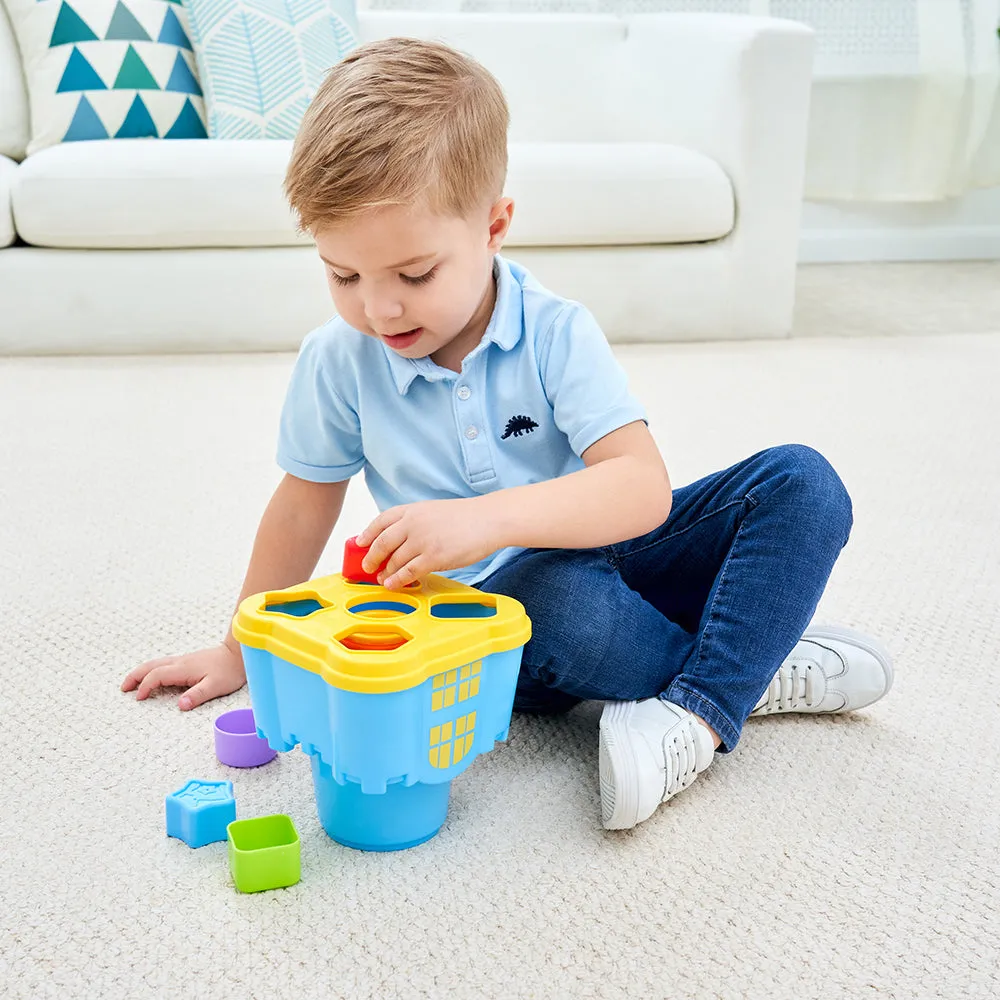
[166,779,236,848]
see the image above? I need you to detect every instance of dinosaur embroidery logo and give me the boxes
[501,415,539,440]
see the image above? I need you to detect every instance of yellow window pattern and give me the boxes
[429,711,477,769]
[430,660,481,712]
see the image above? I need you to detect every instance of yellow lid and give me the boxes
[232,572,531,694]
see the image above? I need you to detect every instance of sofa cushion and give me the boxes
[12,139,306,247]
[0,1,30,160]
[0,154,16,245]
[4,0,208,156]
[507,142,733,246]
[12,138,734,249]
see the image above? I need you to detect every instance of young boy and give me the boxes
[122,38,893,831]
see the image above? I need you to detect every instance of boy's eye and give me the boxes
[400,266,438,287]
[328,267,437,287]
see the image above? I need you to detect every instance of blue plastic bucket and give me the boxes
[310,753,451,851]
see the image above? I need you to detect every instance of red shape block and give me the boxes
[342,536,389,584]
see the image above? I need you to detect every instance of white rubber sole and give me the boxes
[599,701,641,830]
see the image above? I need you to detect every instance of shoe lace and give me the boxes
[759,660,818,713]
[660,723,702,799]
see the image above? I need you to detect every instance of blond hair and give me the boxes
[285,37,510,232]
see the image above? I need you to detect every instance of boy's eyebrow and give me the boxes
[320,253,437,270]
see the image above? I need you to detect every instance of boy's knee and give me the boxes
[767,443,854,543]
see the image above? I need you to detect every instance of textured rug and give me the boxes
[2,331,998,999]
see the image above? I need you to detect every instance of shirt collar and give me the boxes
[384,255,523,395]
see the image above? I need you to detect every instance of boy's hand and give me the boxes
[121,642,246,711]
[356,498,500,590]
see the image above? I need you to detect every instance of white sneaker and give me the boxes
[599,698,716,831]
[751,624,893,717]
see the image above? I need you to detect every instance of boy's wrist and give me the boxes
[475,489,519,552]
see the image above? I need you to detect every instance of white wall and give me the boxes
[800,186,1000,263]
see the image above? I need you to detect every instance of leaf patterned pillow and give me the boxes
[184,0,357,139]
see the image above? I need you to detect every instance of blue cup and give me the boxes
[310,753,451,851]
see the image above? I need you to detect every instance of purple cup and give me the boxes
[214,708,277,768]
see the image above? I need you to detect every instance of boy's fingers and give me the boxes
[357,507,403,548]
[121,655,175,692]
[180,673,233,712]
[360,537,381,572]
[354,511,389,548]
[382,556,425,591]
[379,538,420,582]
[362,526,394,570]
[135,660,193,701]
[364,522,406,573]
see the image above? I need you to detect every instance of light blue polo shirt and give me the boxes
[277,255,647,585]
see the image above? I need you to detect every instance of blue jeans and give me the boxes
[478,444,854,753]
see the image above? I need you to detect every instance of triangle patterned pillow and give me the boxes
[2,0,208,155]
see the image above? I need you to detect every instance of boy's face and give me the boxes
[314,198,514,368]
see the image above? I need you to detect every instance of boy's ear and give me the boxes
[487,197,514,251]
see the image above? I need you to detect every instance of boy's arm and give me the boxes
[122,474,349,710]
[484,419,670,550]
[361,301,667,588]
[359,420,671,590]
[221,473,350,651]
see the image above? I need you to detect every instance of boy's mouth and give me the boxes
[381,327,423,350]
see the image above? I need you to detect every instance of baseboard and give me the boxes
[798,188,1000,263]
[799,225,1000,263]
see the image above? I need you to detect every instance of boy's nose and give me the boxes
[364,293,405,324]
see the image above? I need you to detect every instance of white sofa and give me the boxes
[0,10,814,354]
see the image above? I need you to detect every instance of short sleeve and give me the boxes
[276,329,366,482]
[538,304,647,457]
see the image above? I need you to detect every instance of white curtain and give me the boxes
[361,0,1000,202]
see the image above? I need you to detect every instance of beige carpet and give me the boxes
[2,328,999,999]
[793,261,1000,339]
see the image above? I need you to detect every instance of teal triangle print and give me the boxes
[63,95,109,141]
[114,44,160,90]
[105,1,151,42]
[164,52,201,95]
[56,46,107,92]
[115,95,158,137]
[157,7,192,51]
[49,2,99,47]
[164,98,207,139]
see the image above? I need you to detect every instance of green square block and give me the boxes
[227,814,300,893]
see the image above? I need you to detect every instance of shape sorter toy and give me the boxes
[231,558,531,852]
[166,779,236,848]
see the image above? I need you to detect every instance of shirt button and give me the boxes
[465,425,479,440]
[457,386,471,401]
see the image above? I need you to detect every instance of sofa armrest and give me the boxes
[1,155,17,248]
[624,14,815,336]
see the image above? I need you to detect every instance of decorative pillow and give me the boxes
[2,0,207,155]
[183,0,357,139]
